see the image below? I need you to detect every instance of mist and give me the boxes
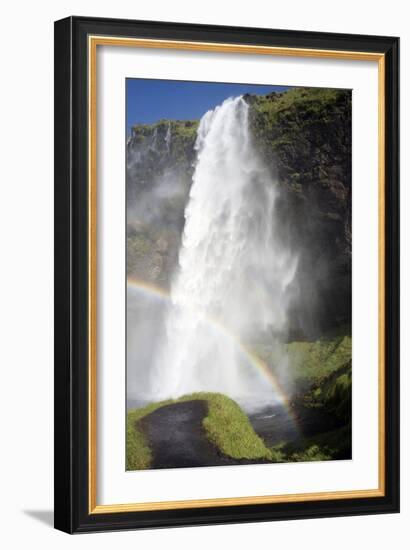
[127,97,299,411]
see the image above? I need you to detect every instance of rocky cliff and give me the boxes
[248,88,352,336]
[126,87,352,337]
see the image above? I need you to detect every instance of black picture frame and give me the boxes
[54,15,400,533]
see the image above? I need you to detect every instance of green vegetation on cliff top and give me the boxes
[248,87,351,201]
[131,119,199,166]
[131,118,199,139]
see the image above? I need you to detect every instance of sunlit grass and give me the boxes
[126,392,272,470]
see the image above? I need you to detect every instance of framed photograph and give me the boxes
[54,16,399,533]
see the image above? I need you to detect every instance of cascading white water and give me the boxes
[151,96,297,407]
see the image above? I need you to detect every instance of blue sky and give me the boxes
[126,79,289,135]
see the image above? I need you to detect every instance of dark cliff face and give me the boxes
[126,119,198,287]
[248,88,352,337]
[127,119,198,195]
[126,88,352,336]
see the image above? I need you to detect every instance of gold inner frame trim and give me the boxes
[88,35,386,514]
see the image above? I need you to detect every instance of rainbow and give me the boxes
[127,276,300,430]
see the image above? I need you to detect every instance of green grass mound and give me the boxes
[127,392,272,471]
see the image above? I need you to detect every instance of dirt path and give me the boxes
[139,400,268,469]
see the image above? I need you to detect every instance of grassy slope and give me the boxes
[127,392,272,471]
[253,330,352,390]
[285,333,352,387]
[280,361,352,461]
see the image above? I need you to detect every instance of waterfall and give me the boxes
[151,96,297,408]
[165,122,171,152]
